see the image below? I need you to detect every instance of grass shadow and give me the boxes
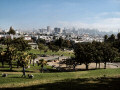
[47,68,99,73]
[2,77,120,90]
[0,69,19,72]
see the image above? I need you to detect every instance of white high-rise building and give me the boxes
[47,26,51,32]
[47,26,51,34]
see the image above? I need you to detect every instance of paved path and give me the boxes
[34,56,120,69]
[47,62,120,69]
[34,55,69,63]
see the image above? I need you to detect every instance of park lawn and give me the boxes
[1,45,74,57]
[0,68,120,89]
[0,62,52,73]
[28,49,74,57]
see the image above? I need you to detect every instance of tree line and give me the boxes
[66,33,120,70]
[0,37,44,76]
[35,37,73,53]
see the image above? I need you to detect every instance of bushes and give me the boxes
[114,57,120,62]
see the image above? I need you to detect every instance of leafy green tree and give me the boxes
[74,43,94,70]
[104,35,108,42]
[8,26,16,35]
[74,43,84,65]
[36,38,46,44]
[74,41,119,70]
[3,38,12,47]
[54,37,64,48]
[12,37,31,52]
[63,40,71,49]
[49,45,59,52]
[117,33,120,40]
[112,41,120,52]
[38,43,45,54]
[63,56,77,71]
[48,37,73,50]
[84,43,95,70]
[108,34,115,42]
[92,41,103,69]
[0,37,5,44]
[102,43,119,69]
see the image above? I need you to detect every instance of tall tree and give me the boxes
[8,26,16,35]
[0,47,5,68]
[49,45,59,52]
[0,51,6,68]
[74,43,94,70]
[117,33,120,40]
[92,41,103,69]
[19,52,30,76]
[63,40,71,49]
[12,37,31,52]
[108,34,115,42]
[102,43,118,69]
[32,54,37,66]
[36,38,46,44]
[38,59,47,73]
[54,37,64,48]
[38,43,45,55]
[3,38,12,47]
[104,35,108,42]
[6,46,17,70]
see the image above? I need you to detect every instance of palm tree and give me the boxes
[29,53,33,64]
[29,53,37,66]
[32,54,37,66]
[0,51,5,68]
[6,46,17,70]
[38,59,47,73]
[19,52,30,77]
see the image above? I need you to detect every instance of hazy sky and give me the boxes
[0,0,120,32]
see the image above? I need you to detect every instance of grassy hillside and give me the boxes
[0,68,120,90]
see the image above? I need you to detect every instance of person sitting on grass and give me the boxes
[28,74,34,79]
[2,73,7,77]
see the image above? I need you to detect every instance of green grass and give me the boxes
[1,62,120,90]
[0,68,120,89]
[28,49,74,57]
[0,62,52,73]
[1,46,120,89]
[1,44,74,57]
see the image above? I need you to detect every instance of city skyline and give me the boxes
[0,0,120,32]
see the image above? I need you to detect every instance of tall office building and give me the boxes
[54,27,62,34]
[47,26,51,32]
